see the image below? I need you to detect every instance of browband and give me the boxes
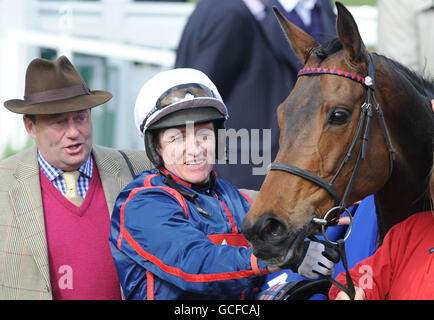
[297,67,374,88]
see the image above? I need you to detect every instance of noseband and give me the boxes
[268,53,396,299]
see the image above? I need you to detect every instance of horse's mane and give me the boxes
[381,55,434,99]
[313,37,434,102]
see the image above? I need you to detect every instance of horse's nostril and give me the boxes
[242,214,293,261]
[242,213,288,244]
[260,217,287,242]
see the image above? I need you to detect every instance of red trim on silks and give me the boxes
[207,233,249,247]
[117,185,189,250]
[238,190,252,206]
[116,185,260,283]
[117,172,261,285]
[143,173,159,187]
[146,270,154,300]
[120,226,258,283]
[212,169,218,178]
[298,67,366,85]
[214,193,239,234]
[250,254,269,276]
[142,173,189,217]
[159,168,192,188]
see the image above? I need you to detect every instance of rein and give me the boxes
[269,52,395,299]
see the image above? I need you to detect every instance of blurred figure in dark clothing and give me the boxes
[175,0,336,189]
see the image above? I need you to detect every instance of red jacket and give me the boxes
[329,211,434,300]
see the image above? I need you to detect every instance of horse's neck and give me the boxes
[374,133,431,240]
[375,168,430,241]
[374,59,432,239]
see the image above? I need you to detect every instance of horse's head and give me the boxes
[242,3,395,267]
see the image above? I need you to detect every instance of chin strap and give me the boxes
[159,170,212,217]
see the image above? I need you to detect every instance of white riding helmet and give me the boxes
[134,68,229,168]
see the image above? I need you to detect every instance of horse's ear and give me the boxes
[335,2,368,63]
[273,7,318,63]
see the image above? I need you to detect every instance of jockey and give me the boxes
[109,68,339,299]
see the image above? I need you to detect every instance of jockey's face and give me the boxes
[156,122,215,184]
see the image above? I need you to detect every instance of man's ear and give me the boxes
[23,115,37,140]
[154,142,161,155]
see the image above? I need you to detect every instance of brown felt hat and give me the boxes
[4,56,112,114]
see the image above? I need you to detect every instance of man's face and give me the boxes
[156,122,216,184]
[24,109,93,171]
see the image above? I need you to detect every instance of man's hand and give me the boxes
[278,240,340,279]
[297,241,340,279]
[335,287,366,300]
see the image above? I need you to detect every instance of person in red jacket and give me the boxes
[329,210,433,300]
[330,107,434,300]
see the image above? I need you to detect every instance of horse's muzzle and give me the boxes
[242,213,306,267]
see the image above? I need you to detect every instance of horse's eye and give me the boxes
[327,108,351,125]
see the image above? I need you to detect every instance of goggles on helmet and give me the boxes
[140,83,216,133]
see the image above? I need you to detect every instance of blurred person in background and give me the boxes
[378,0,434,78]
[175,0,336,190]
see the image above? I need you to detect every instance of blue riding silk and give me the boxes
[109,169,268,300]
[260,195,378,300]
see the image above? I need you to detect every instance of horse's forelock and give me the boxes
[312,37,343,61]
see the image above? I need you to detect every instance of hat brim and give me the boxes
[148,106,225,131]
[3,90,112,114]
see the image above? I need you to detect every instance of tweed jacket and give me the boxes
[0,144,152,300]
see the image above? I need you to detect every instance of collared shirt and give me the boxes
[278,0,317,26]
[38,150,93,199]
[242,0,266,21]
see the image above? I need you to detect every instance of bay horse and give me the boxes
[242,2,433,270]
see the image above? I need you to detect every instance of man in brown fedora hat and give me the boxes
[0,56,152,300]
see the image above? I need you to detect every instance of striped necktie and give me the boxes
[61,171,83,206]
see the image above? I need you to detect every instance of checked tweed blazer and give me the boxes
[0,144,153,300]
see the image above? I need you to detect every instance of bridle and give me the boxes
[270,52,395,215]
[269,52,395,299]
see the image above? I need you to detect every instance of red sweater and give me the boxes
[40,162,121,300]
[329,211,434,300]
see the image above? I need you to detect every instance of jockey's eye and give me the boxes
[327,108,351,125]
